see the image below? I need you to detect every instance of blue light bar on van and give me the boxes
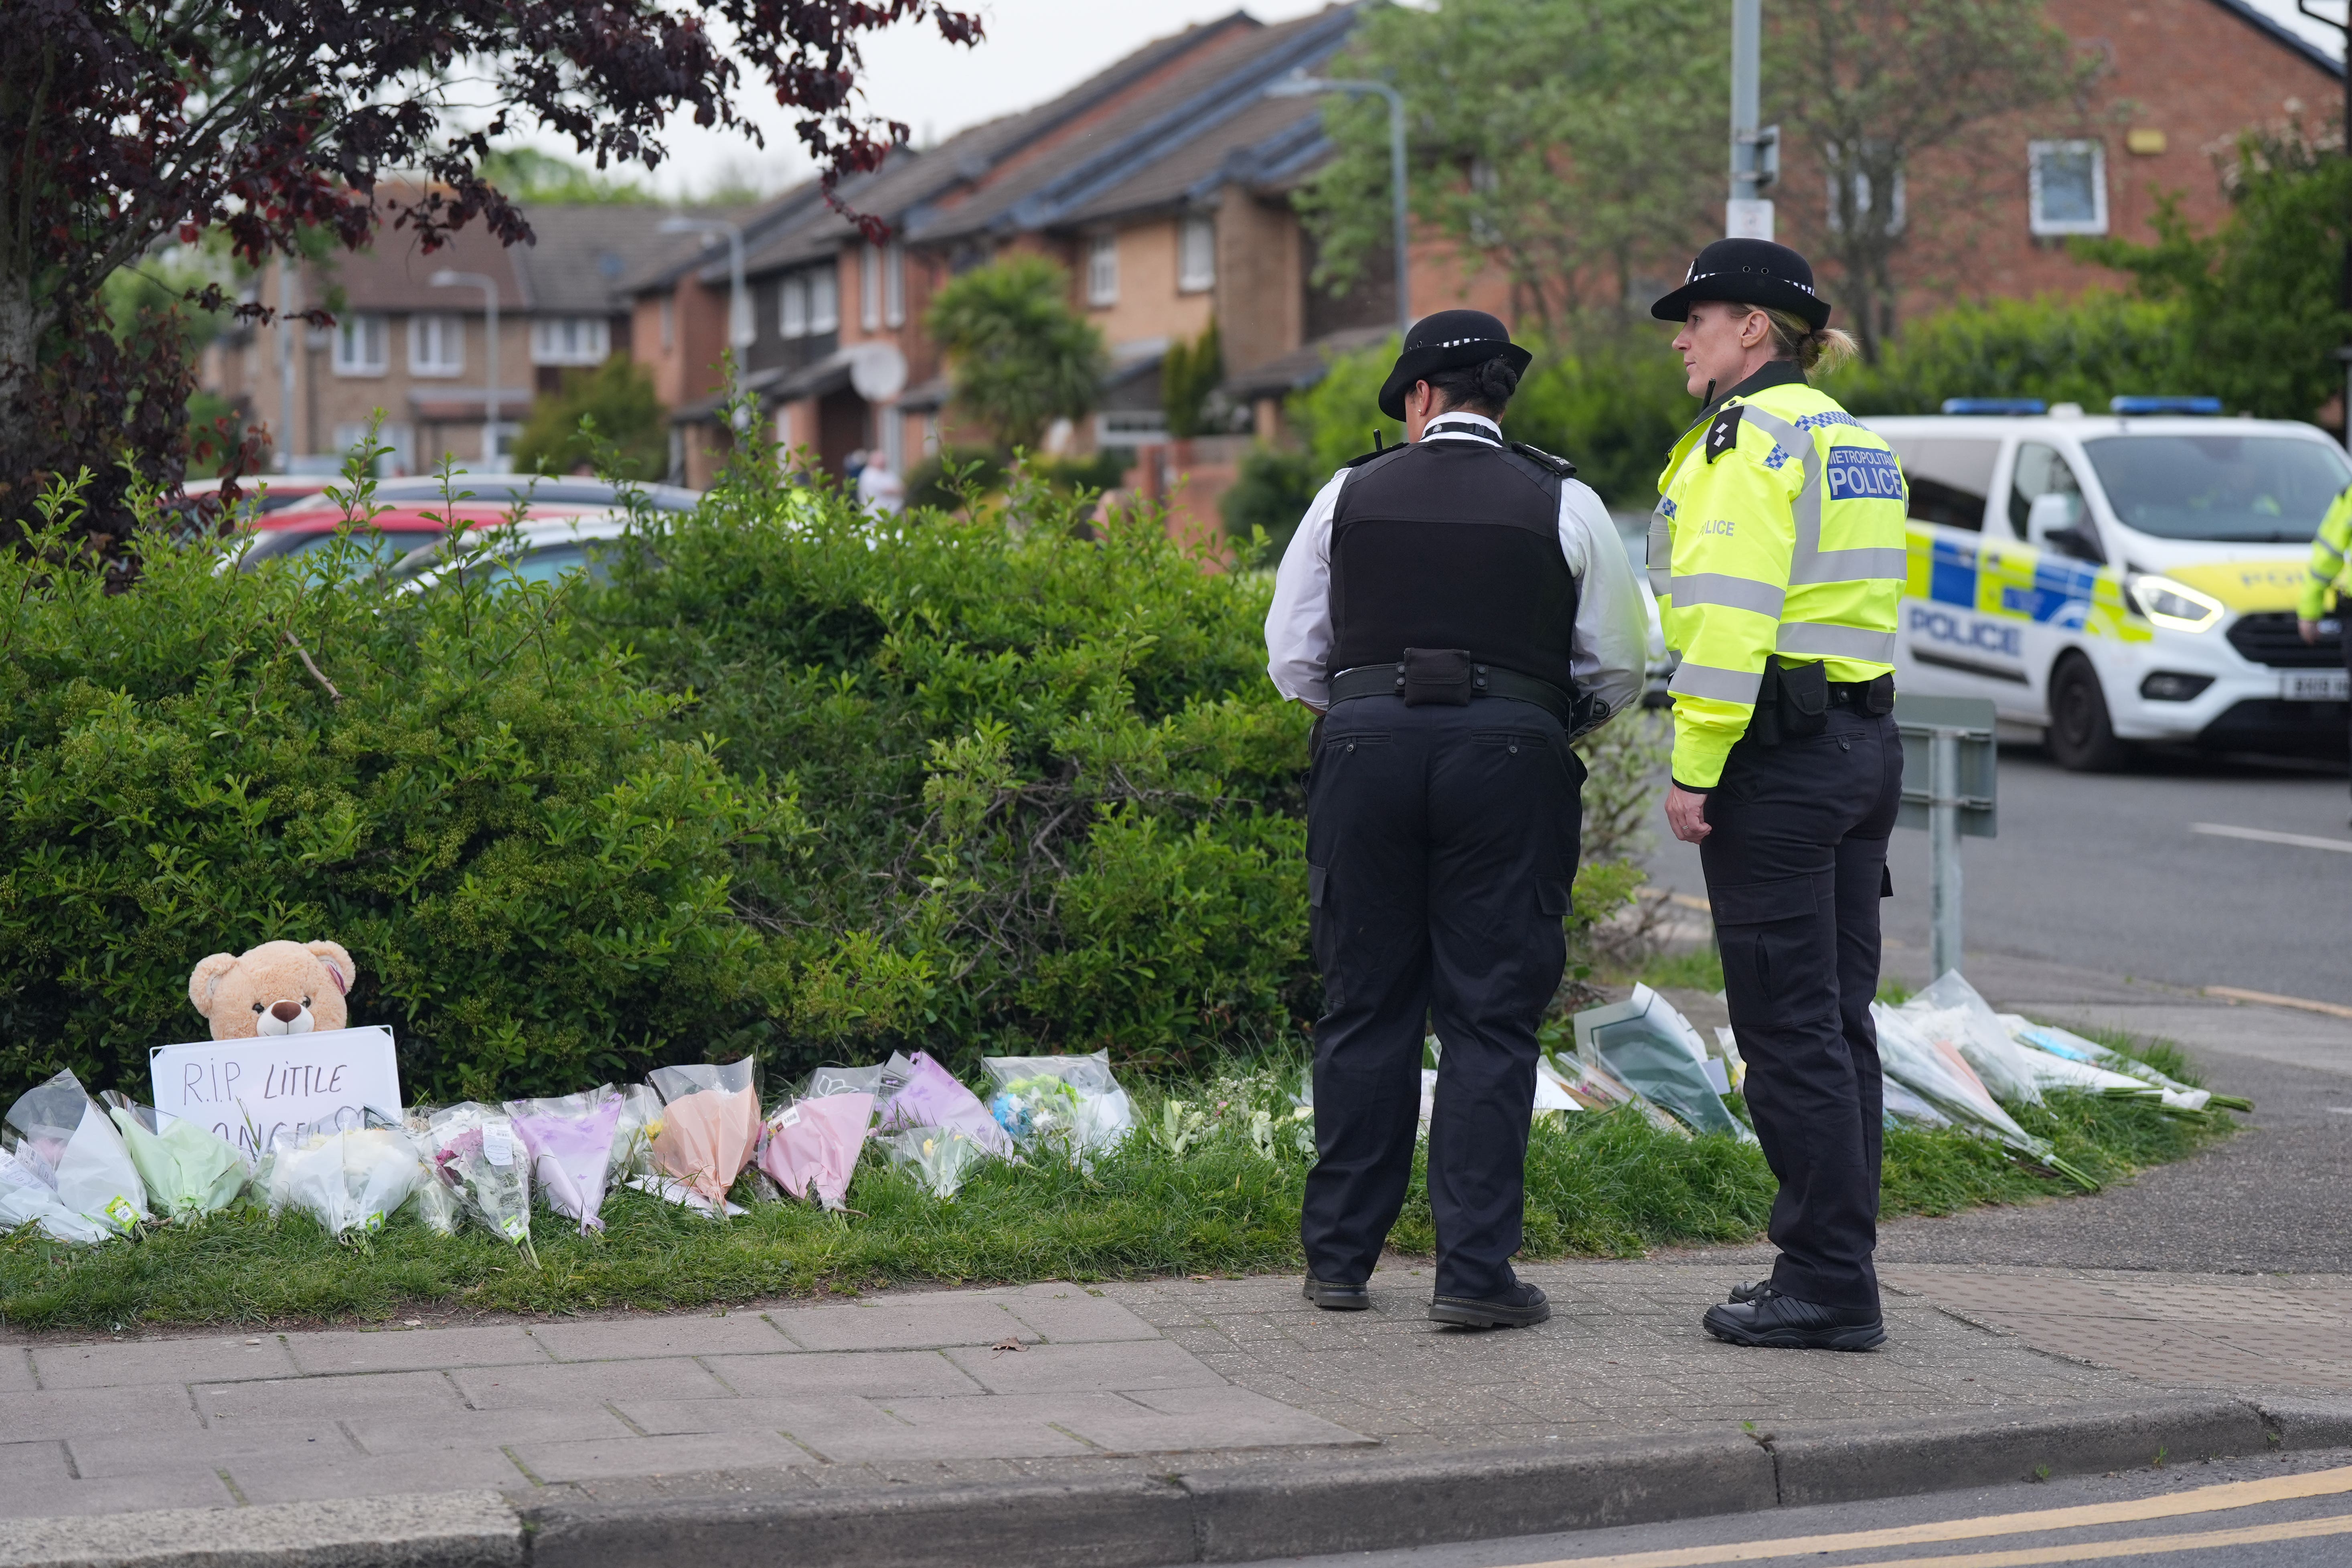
[2109,395,2222,415]
[1939,398,2046,415]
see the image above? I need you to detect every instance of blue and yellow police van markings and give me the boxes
[1906,528,2152,650]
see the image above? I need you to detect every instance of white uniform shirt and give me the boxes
[1264,412,1649,725]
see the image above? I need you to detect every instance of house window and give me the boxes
[1086,233,1119,307]
[409,314,463,377]
[1177,216,1216,293]
[809,267,840,334]
[2029,140,2107,236]
[531,316,610,365]
[861,245,882,331]
[883,243,906,328]
[659,296,675,352]
[780,275,809,338]
[1825,143,1904,238]
[332,314,388,377]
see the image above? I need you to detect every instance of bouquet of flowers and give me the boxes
[0,1143,116,1242]
[1872,1002,2096,1190]
[1569,989,1747,1139]
[422,1104,537,1262]
[881,1124,988,1199]
[2000,1016,2247,1114]
[646,1059,762,1209]
[99,1092,246,1220]
[758,1090,873,1210]
[265,1123,427,1238]
[1896,972,2044,1106]
[981,1051,1133,1161]
[876,1052,1011,1158]
[506,1087,624,1232]
[4,1069,149,1236]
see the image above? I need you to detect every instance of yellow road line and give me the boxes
[2203,985,2352,1022]
[1514,1464,2352,1568]
[1832,1511,2352,1567]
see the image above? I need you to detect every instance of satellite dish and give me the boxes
[849,343,908,403]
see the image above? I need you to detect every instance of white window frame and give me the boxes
[530,316,610,367]
[861,245,882,331]
[1825,147,1905,239]
[809,266,840,334]
[779,275,809,339]
[408,313,463,377]
[883,243,906,328]
[332,313,389,377]
[1086,233,1119,308]
[1177,216,1216,294]
[2028,139,2108,237]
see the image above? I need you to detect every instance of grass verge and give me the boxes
[0,1034,2237,1333]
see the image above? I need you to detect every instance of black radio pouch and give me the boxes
[1748,656,1829,746]
[1400,647,1474,706]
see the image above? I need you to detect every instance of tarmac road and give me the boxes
[1642,739,2352,1007]
[1228,1449,2352,1568]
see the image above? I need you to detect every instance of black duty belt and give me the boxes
[1329,657,1573,727]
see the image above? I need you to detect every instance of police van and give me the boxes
[1866,399,2350,769]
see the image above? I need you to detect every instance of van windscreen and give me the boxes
[2081,434,2349,543]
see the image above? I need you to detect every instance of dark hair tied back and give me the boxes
[1423,354,1521,415]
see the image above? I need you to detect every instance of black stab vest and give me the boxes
[1328,436,1580,696]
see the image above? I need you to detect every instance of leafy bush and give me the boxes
[1821,292,2189,417]
[1505,327,1696,513]
[1220,444,1322,564]
[0,470,782,1106]
[511,358,669,480]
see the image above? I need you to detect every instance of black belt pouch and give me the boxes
[1772,656,1830,739]
[1401,647,1475,706]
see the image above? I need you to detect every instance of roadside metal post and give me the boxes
[1894,696,1997,981]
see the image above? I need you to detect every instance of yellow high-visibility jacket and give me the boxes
[2299,486,2351,621]
[1649,364,1908,789]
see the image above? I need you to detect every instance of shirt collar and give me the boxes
[1679,358,1809,444]
[1420,411,1503,444]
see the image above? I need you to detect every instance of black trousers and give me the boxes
[1699,705,1904,1313]
[1301,695,1584,1300]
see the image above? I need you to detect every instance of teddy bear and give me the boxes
[187,940,357,1039]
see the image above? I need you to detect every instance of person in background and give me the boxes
[1266,309,1647,1329]
[859,457,906,517]
[2299,484,2350,822]
[1646,239,1906,1352]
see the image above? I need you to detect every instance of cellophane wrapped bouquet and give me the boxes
[422,1104,537,1262]
[1897,972,2045,1106]
[875,1051,1012,1158]
[645,1060,762,1212]
[758,1078,874,1211]
[881,1123,989,1199]
[506,1087,623,1232]
[981,1051,1133,1163]
[1871,1002,2096,1189]
[265,1120,426,1238]
[1999,1015,2247,1115]
[4,1069,150,1238]
[99,1091,246,1220]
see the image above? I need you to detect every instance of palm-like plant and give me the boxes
[926,256,1108,451]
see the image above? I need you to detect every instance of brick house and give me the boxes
[203,198,727,474]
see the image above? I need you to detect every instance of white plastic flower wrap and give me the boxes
[1999,1015,2245,1114]
[98,1091,247,1220]
[1897,972,2044,1105]
[265,1122,426,1238]
[981,1050,1134,1162]
[0,1143,115,1242]
[423,1104,537,1262]
[4,1069,150,1236]
[1871,1003,2097,1190]
[882,1124,988,1200]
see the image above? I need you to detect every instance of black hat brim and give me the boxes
[1377,340,1536,421]
[1649,274,1831,332]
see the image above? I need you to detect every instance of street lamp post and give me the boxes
[1268,72,1411,339]
[429,269,501,466]
[660,215,754,354]
[1726,0,1779,239]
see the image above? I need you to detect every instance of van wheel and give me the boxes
[2045,654,2130,772]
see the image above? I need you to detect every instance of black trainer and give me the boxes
[1430,1281,1550,1329]
[1303,1275,1370,1311]
[1702,1286,1884,1350]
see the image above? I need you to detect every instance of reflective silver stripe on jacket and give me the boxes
[1668,660,1762,704]
[1647,503,1673,597]
[1740,405,1909,587]
[1671,573,1784,617]
[1776,622,1898,662]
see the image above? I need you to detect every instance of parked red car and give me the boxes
[233,503,615,575]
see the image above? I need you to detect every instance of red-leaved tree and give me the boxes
[0,0,981,549]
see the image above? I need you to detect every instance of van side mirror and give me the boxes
[2024,490,2078,546]
[2043,524,2105,563]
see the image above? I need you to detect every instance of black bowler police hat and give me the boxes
[1648,238,1832,332]
[1376,308,1535,421]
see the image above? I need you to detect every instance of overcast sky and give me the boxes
[563,0,2345,200]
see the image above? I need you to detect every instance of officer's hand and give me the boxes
[1665,785,1712,844]
[2301,618,2323,646]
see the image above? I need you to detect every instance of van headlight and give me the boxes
[2126,574,2224,633]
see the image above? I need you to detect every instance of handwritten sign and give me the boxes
[148,1027,403,1164]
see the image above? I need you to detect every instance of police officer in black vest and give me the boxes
[1267,311,1647,1327]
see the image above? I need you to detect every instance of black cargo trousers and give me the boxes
[1301,693,1584,1301]
[1698,704,1904,1312]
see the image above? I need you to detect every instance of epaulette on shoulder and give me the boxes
[1341,442,1403,470]
[1509,441,1577,478]
[1703,403,1746,464]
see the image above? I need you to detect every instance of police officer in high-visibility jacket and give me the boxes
[2299,488,2351,822]
[1647,239,1907,1351]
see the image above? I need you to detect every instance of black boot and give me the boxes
[1303,1275,1370,1311]
[1430,1281,1550,1329]
[1703,1286,1884,1350]
[1726,1279,1766,1304]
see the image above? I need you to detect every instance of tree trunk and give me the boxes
[0,265,51,521]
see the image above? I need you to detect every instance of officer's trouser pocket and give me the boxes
[1711,871,1837,1031]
